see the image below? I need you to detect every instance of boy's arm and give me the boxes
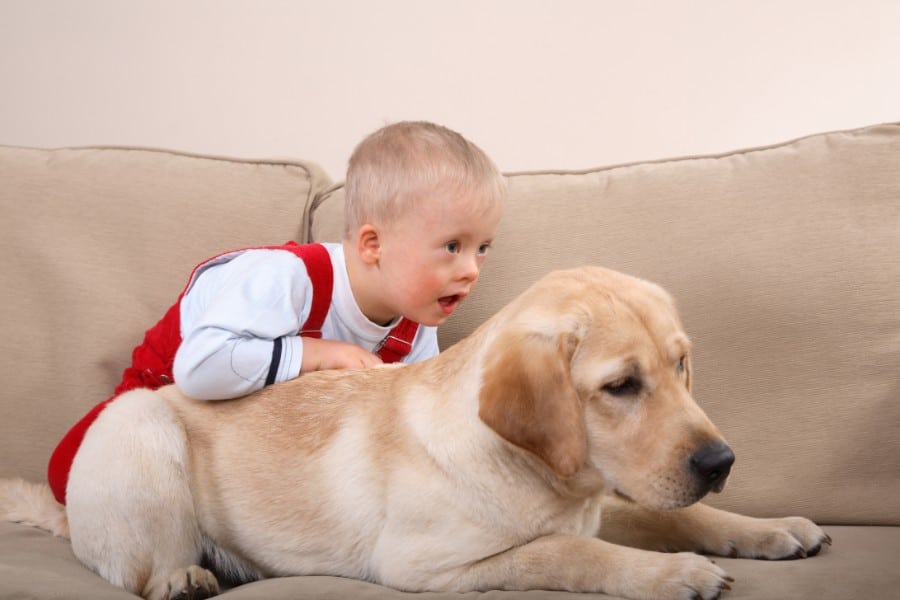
[173,250,384,400]
[300,337,383,372]
[173,250,310,399]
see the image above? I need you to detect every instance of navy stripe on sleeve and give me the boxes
[265,337,283,387]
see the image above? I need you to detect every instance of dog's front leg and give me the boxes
[451,534,731,600]
[600,501,831,560]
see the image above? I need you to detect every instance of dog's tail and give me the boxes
[0,478,69,538]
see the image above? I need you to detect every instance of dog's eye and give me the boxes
[603,376,642,397]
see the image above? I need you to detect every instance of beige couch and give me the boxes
[2,122,898,599]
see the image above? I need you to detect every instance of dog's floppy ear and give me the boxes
[478,329,586,479]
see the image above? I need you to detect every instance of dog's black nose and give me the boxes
[690,442,735,493]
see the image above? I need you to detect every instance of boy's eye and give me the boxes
[478,243,492,255]
[446,242,459,253]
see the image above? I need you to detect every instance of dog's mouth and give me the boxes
[612,476,726,509]
[613,489,636,503]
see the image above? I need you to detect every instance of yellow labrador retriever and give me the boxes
[1,266,829,600]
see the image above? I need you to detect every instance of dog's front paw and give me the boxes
[639,552,733,600]
[727,516,831,560]
[165,565,220,600]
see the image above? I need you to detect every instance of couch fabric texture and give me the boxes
[2,123,898,599]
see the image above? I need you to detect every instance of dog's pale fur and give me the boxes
[1,267,829,600]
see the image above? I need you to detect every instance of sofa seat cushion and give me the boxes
[1,522,896,599]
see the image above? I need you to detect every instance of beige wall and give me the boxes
[2,0,899,178]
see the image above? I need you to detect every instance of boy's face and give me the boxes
[367,189,503,327]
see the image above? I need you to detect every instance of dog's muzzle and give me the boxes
[689,441,735,494]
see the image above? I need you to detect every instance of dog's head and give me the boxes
[478,266,733,509]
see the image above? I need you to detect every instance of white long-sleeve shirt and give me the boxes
[172,243,438,399]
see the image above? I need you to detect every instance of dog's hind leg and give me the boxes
[66,389,219,600]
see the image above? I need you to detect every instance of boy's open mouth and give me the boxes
[438,294,461,314]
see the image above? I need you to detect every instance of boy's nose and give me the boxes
[457,253,480,282]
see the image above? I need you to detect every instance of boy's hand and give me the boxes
[300,337,383,373]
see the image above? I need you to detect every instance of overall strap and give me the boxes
[278,242,333,339]
[376,317,420,364]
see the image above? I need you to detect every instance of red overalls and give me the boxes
[47,242,419,504]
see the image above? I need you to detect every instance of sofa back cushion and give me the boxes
[0,146,331,484]
[311,123,900,525]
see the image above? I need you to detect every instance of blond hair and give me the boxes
[344,121,505,238]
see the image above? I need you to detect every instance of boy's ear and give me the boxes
[356,224,381,265]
